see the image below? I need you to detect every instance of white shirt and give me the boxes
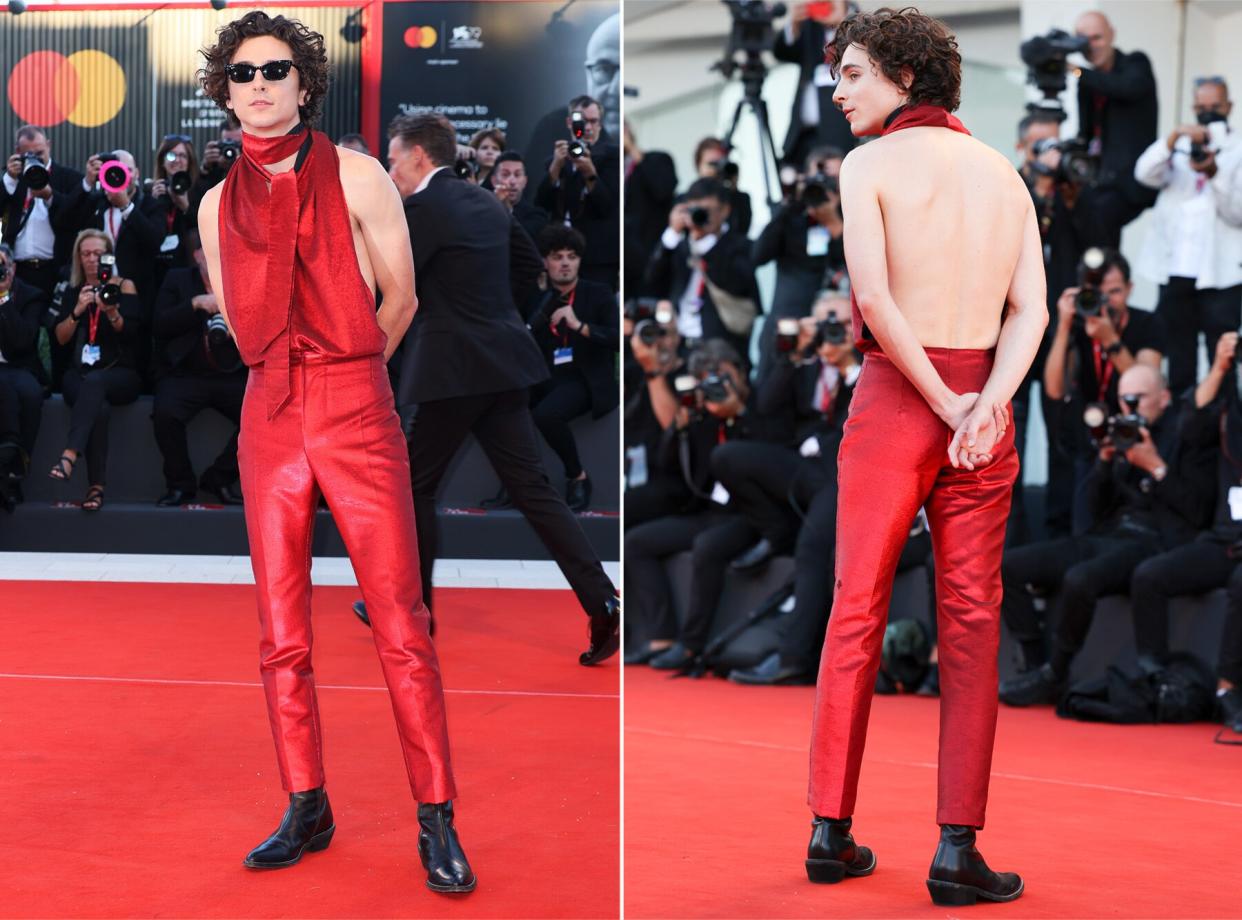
[101,202,135,247]
[784,23,839,130]
[2,169,56,261]
[662,226,719,340]
[413,166,451,196]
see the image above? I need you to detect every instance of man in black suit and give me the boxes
[773,2,857,168]
[150,229,245,507]
[491,152,548,247]
[623,123,677,299]
[645,178,761,358]
[376,113,619,665]
[1,125,87,297]
[534,95,620,290]
[0,243,47,508]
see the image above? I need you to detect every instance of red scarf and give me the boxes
[217,124,317,419]
[849,104,971,352]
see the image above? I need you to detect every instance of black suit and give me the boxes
[624,151,678,298]
[772,22,856,166]
[0,160,86,292]
[535,138,620,289]
[399,169,616,617]
[512,201,549,251]
[0,276,48,456]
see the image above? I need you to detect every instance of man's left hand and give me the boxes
[1125,427,1164,473]
[1190,149,1218,177]
[575,148,597,180]
[549,304,581,332]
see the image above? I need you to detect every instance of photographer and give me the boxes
[535,95,620,289]
[491,152,549,245]
[149,135,201,291]
[522,226,619,512]
[0,243,47,507]
[623,123,677,299]
[1,126,87,300]
[193,115,243,195]
[999,363,1217,706]
[44,229,142,512]
[773,2,856,168]
[624,339,789,671]
[693,137,751,236]
[1072,11,1159,245]
[645,177,760,357]
[150,229,245,506]
[1043,248,1165,531]
[752,159,845,378]
[1135,76,1242,395]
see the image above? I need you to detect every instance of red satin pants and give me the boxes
[237,351,456,803]
[808,348,1017,828]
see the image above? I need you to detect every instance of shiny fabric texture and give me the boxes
[238,351,456,803]
[219,127,385,419]
[808,348,1017,828]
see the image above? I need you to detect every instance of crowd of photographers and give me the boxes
[0,93,621,516]
[621,3,1242,734]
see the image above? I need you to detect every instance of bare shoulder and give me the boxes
[839,142,883,185]
[197,182,221,237]
[337,145,389,190]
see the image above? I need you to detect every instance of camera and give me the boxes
[700,373,731,403]
[95,152,132,194]
[689,206,711,228]
[568,141,587,159]
[1030,137,1098,186]
[1074,247,1107,319]
[205,313,231,348]
[633,302,676,346]
[721,0,786,58]
[169,170,192,196]
[674,374,700,409]
[570,111,587,140]
[706,157,740,186]
[218,139,242,163]
[799,173,839,210]
[775,318,801,352]
[20,153,50,190]
[672,372,732,408]
[1191,111,1228,163]
[625,298,658,323]
[1019,29,1090,100]
[94,253,121,306]
[454,156,479,180]
[1083,394,1144,451]
[814,312,848,347]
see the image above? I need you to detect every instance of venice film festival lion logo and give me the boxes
[449,25,484,50]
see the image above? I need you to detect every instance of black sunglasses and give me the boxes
[225,60,296,83]
[162,133,192,144]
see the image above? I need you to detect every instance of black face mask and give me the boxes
[1197,109,1228,127]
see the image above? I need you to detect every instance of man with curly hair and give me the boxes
[195,11,474,893]
[802,7,1047,906]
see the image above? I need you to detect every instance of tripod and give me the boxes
[721,55,784,211]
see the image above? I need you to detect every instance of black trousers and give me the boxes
[61,366,142,485]
[1001,532,1160,670]
[0,364,43,455]
[623,475,690,529]
[1156,278,1242,395]
[407,387,615,616]
[15,260,67,391]
[152,372,245,492]
[1130,534,1242,683]
[710,439,803,549]
[530,375,592,479]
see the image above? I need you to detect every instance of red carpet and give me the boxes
[625,668,1239,918]
[0,581,618,918]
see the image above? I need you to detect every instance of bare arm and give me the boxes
[345,151,417,362]
[196,184,235,340]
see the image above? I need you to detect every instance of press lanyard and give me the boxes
[559,287,577,346]
[87,300,101,345]
[1091,342,1115,403]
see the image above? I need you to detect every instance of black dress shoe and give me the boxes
[243,787,335,869]
[730,538,777,574]
[917,663,940,697]
[1219,687,1242,733]
[479,486,512,510]
[353,599,436,637]
[926,824,1023,905]
[200,472,244,505]
[566,475,592,512]
[805,815,876,883]
[418,801,476,893]
[580,595,620,666]
[728,652,814,686]
[623,642,669,666]
[156,489,196,507]
[648,641,693,670]
[999,662,1064,707]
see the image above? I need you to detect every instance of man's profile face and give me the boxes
[16,132,50,165]
[544,247,581,286]
[493,160,527,204]
[1074,13,1114,69]
[584,13,620,138]
[567,104,603,145]
[226,35,308,134]
[832,43,912,137]
[386,137,423,198]
[1193,82,1231,122]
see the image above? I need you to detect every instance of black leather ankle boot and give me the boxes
[418,801,477,893]
[926,824,1023,905]
[243,787,335,869]
[805,815,876,883]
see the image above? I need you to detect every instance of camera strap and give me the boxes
[86,301,101,345]
[1091,342,1115,402]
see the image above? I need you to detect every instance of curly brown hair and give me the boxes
[826,7,962,112]
[197,11,330,127]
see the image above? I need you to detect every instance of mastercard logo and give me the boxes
[7,50,127,128]
[403,26,438,49]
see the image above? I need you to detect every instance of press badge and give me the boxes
[799,435,822,458]
[625,445,648,489]
[553,346,574,366]
[710,482,731,506]
[81,343,101,366]
[1229,486,1242,522]
[806,225,830,257]
[160,234,179,253]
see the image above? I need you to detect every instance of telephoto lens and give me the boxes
[169,170,192,195]
[1074,247,1107,318]
[21,154,49,190]
[689,206,710,228]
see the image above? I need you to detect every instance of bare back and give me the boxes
[861,127,1031,349]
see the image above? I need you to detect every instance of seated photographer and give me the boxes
[521,226,619,511]
[468,128,505,190]
[1043,247,1165,532]
[999,364,1217,706]
[1135,75,1242,395]
[1072,11,1159,245]
[692,136,751,236]
[150,229,246,506]
[0,243,47,508]
[645,178,760,358]
[752,165,846,378]
[1128,333,1242,735]
[625,339,791,671]
[535,95,620,289]
[623,123,677,299]
[492,152,548,245]
[44,229,142,511]
[148,134,201,291]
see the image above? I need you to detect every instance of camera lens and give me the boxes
[568,142,586,158]
[170,170,192,195]
[689,206,710,228]
[97,283,121,307]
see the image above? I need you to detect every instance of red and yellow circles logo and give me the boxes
[403,26,438,49]
[7,50,127,128]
